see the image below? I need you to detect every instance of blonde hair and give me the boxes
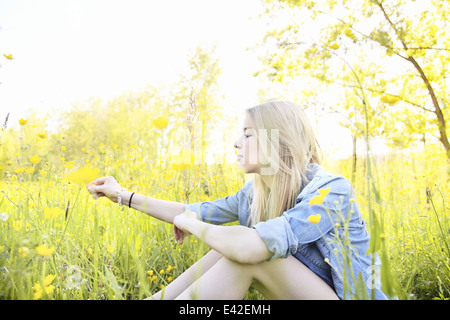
[246,99,322,225]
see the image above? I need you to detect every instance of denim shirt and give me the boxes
[185,165,388,300]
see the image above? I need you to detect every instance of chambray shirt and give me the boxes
[185,164,388,300]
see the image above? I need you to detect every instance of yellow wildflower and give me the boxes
[344,28,354,38]
[14,167,24,174]
[18,247,29,258]
[107,245,114,253]
[3,53,14,60]
[19,118,28,126]
[32,274,55,300]
[43,206,64,219]
[329,42,340,50]
[24,166,34,174]
[61,146,66,151]
[66,166,99,185]
[36,245,55,257]
[309,188,330,206]
[380,95,400,106]
[152,116,169,130]
[13,220,23,230]
[44,274,56,287]
[30,156,41,164]
[37,132,48,139]
[171,163,190,171]
[307,214,321,224]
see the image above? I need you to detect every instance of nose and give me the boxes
[234,136,242,149]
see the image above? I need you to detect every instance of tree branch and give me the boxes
[375,0,450,155]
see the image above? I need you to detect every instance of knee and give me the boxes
[217,256,261,283]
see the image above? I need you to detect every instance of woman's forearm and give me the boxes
[120,190,185,223]
[179,217,272,264]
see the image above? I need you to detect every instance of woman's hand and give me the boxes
[86,176,123,202]
[173,210,197,245]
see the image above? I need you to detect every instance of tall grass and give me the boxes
[0,110,449,299]
[326,145,450,299]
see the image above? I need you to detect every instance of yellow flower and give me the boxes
[19,118,28,126]
[24,166,34,174]
[307,214,321,224]
[32,274,55,300]
[107,245,114,253]
[37,132,48,139]
[380,95,400,105]
[3,53,14,60]
[18,247,29,258]
[61,146,66,151]
[30,156,41,164]
[309,188,330,206]
[36,245,55,257]
[66,166,99,185]
[159,269,165,275]
[171,163,190,171]
[14,167,24,174]
[152,116,169,130]
[329,42,340,50]
[13,220,23,230]
[44,274,56,287]
[43,206,64,219]
[147,270,154,276]
[344,28,354,38]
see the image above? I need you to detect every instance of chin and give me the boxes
[240,164,259,174]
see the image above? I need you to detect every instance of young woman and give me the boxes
[87,99,388,300]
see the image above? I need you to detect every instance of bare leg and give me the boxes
[175,255,339,300]
[147,249,222,300]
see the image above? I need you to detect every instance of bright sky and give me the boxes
[0,0,366,159]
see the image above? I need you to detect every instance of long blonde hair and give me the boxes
[246,100,322,225]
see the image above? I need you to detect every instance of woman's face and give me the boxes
[234,114,259,174]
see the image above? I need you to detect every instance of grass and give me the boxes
[0,118,449,299]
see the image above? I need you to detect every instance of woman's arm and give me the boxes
[173,211,273,264]
[87,176,184,223]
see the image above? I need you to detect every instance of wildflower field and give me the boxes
[0,100,449,301]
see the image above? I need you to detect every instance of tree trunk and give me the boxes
[351,135,357,186]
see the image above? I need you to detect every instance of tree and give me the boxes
[257,0,450,163]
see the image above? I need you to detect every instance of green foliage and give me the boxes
[257,0,450,158]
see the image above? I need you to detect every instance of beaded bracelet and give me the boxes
[117,188,126,206]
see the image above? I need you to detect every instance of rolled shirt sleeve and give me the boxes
[184,181,253,225]
[253,176,352,261]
